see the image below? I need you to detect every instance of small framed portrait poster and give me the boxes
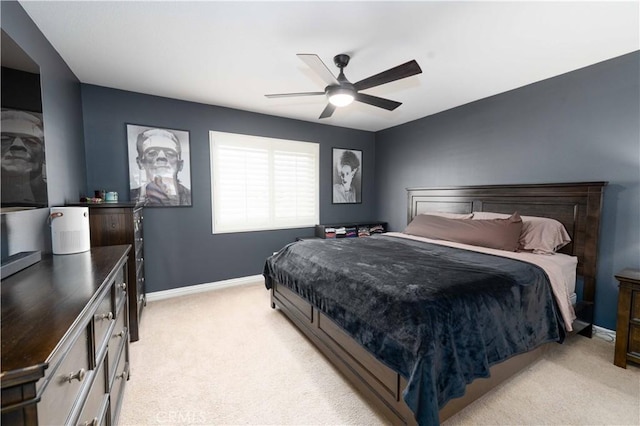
[332,148,362,204]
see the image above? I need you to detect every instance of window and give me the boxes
[210,131,319,233]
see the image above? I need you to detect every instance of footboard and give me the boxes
[270,280,549,425]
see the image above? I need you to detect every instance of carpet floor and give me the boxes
[119,282,640,425]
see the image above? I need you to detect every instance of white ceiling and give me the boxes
[19,1,639,132]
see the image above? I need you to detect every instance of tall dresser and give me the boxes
[69,202,146,342]
[1,245,131,425]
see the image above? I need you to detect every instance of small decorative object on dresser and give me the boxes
[614,268,640,368]
[68,202,145,342]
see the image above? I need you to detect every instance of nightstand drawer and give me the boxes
[631,290,640,320]
[629,323,640,356]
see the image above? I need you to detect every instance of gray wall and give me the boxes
[375,52,640,330]
[1,1,85,256]
[81,85,376,292]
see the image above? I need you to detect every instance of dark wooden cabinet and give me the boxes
[69,203,145,342]
[614,268,640,368]
[1,246,131,425]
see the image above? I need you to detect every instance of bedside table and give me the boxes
[614,268,640,368]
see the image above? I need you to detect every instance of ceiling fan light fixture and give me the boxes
[265,53,422,119]
[328,88,354,107]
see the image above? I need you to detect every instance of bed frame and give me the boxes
[269,182,606,425]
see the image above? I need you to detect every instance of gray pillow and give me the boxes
[404,212,523,252]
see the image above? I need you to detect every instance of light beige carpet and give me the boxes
[119,282,640,426]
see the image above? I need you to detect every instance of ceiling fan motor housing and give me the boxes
[333,54,351,69]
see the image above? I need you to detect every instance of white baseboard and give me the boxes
[593,325,616,343]
[146,274,264,302]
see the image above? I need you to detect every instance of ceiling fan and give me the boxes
[265,54,422,119]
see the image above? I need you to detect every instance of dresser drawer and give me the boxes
[76,358,107,426]
[38,328,91,426]
[108,303,128,389]
[113,265,127,311]
[136,255,144,274]
[109,347,129,424]
[137,276,145,300]
[135,239,144,261]
[93,288,115,361]
[134,213,143,244]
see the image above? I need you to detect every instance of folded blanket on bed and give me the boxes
[263,235,563,426]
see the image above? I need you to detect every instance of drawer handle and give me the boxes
[118,282,127,291]
[82,417,98,426]
[99,312,113,321]
[117,368,129,381]
[66,368,86,383]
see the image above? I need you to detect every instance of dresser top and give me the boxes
[67,201,141,208]
[616,268,640,283]
[1,245,130,378]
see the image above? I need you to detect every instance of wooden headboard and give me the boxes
[406,182,607,305]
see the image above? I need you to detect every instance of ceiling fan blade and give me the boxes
[265,91,325,98]
[354,60,422,91]
[354,93,402,111]
[297,54,340,86]
[319,103,336,119]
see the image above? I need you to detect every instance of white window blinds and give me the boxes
[210,131,319,233]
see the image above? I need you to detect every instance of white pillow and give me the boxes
[472,212,571,254]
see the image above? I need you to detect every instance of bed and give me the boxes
[263,182,606,425]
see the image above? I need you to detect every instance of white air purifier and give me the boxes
[49,207,91,255]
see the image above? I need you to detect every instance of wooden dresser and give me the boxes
[1,245,131,425]
[614,268,640,368]
[69,203,145,342]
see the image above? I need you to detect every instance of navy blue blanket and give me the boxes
[263,235,563,425]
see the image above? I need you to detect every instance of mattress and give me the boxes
[387,232,579,330]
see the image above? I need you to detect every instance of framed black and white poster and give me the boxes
[127,124,192,207]
[1,109,48,208]
[332,148,362,204]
